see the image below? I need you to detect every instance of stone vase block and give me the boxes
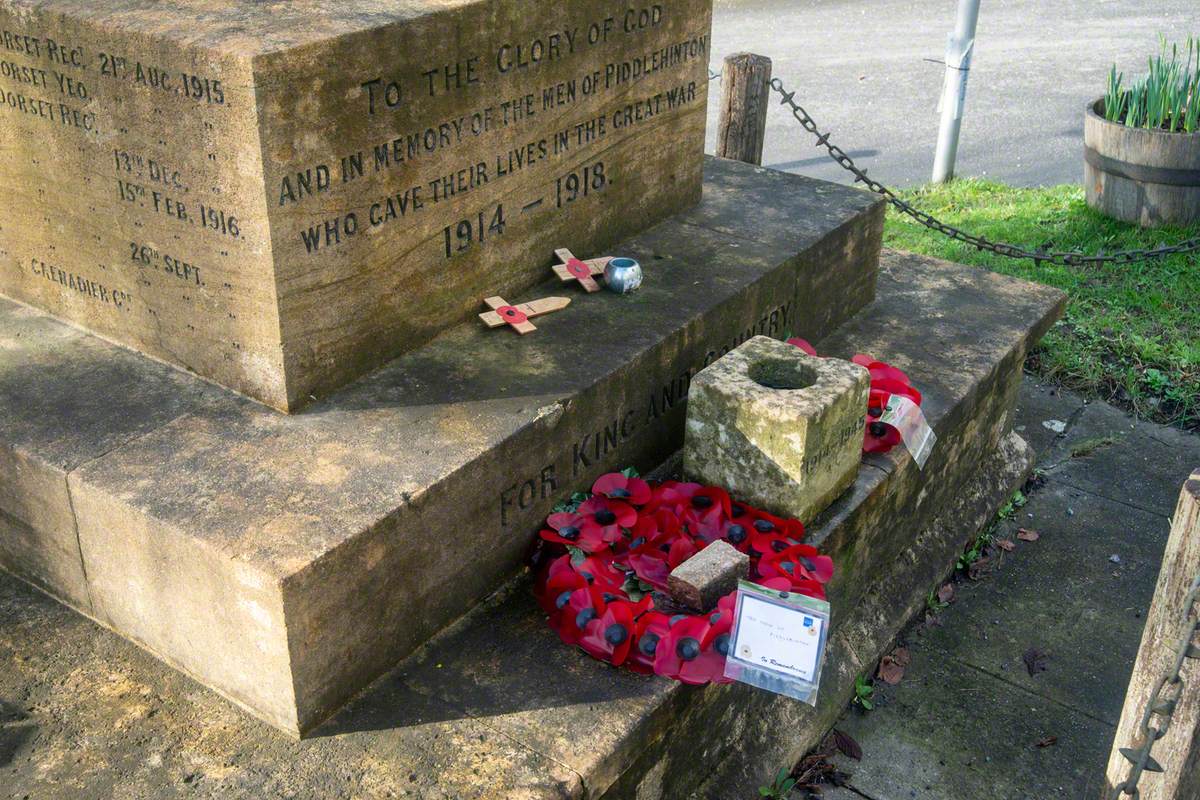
[683,336,869,522]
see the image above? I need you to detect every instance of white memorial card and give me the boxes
[724,581,831,704]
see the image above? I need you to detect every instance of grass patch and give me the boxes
[883,180,1200,429]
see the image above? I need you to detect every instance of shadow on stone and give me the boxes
[311,587,664,738]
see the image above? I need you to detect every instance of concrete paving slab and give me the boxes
[830,647,1113,800]
[1011,378,1087,460]
[916,481,1169,726]
[1043,401,1200,516]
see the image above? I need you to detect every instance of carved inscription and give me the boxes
[272,6,709,265]
[0,0,713,409]
[0,13,248,324]
[498,301,793,527]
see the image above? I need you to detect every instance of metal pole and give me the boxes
[931,0,981,183]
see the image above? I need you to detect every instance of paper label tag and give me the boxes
[879,395,936,469]
[724,581,831,705]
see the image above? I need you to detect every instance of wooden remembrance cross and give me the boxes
[553,248,611,293]
[479,295,571,335]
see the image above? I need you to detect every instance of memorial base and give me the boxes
[0,246,1063,799]
[0,157,884,735]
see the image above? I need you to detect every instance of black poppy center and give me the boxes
[869,421,888,437]
[714,633,731,656]
[731,504,746,518]
[691,495,713,510]
[868,406,882,418]
[629,536,646,550]
[604,624,629,645]
[639,633,660,656]
[772,540,788,553]
[753,519,776,533]
[609,488,631,499]
[677,637,701,661]
[556,591,572,609]
[799,556,816,571]
[781,561,795,574]
[595,509,617,525]
[726,524,747,544]
[559,526,580,541]
[575,608,597,628]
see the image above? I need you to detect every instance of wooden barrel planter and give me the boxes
[1084,100,1200,227]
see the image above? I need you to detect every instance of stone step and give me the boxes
[0,248,1065,799]
[0,156,883,737]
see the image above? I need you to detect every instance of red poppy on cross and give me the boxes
[479,295,571,335]
[552,248,611,293]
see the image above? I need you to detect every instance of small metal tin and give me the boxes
[604,257,643,294]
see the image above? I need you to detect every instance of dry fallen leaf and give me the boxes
[937,583,956,604]
[832,729,863,760]
[1035,736,1058,748]
[891,647,911,667]
[968,556,993,580]
[995,538,1016,552]
[878,655,905,685]
[1023,647,1050,676]
[1017,528,1041,542]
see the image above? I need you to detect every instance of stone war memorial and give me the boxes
[0,0,1067,797]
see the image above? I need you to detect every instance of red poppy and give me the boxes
[592,472,653,506]
[760,543,834,584]
[542,511,608,552]
[689,605,736,685]
[655,614,714,684]
[579,599,638,665]
[650,482,731,518]
[688,511,756,548]
[748,531,799,561]
[786,337,819,356]
[754,576,795,593]
[577,496,637,543]
[575,554,626,592]
[557,586,608,646]
[623,552,672,591]
[628,611,672,673]
[537,555,589,620]
[666,535,698,569]
[852,354,917,393]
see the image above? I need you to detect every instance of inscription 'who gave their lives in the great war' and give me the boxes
[276,7,709,261]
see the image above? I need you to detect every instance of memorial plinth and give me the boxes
[0,0,712,410]
[0,158,885,736]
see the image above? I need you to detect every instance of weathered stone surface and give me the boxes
[0,248,1061,800]
[0,157,884,735]
[683,336,869,522]
[0,0,713,410]
[667,539,748,611]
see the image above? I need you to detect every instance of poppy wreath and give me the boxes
[532,471,834,685]
[786,338,922,454]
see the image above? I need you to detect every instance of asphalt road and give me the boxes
[703,0,1197,188]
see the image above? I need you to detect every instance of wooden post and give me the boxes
[1104,470,1200,799]
[716,53,772,166]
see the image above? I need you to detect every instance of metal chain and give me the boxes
[1109,574,1200,799]
[762,75,1200,267]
